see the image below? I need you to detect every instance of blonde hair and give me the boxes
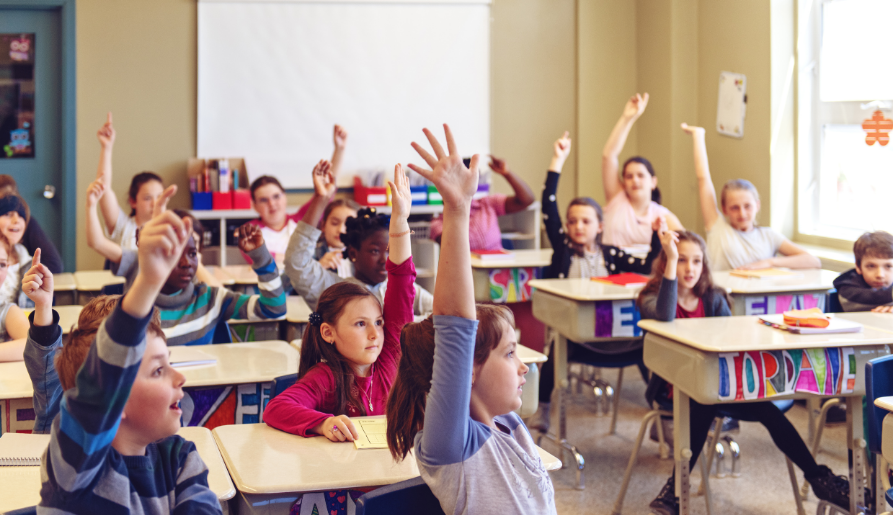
[720,179,760,209]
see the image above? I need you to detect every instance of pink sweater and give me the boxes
[263,257,417,436]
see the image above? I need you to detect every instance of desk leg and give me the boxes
[846,396,866,514]
[539,331,585,490]
[674,390,692,515]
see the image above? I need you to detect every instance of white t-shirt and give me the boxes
[568,249,608,279]
[260,219,297,263]
[109,211,140,252]
[706,216,786,271]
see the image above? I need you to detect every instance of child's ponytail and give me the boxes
[298,282,378,417]
[386,317,435,460]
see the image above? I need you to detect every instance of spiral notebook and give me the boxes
[0,433,50,466]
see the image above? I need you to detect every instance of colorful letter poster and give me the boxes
[594,300,643,338]
[489,267,540,303]
[1,398,36,435]
[743,293,825,315]
[181,382,272,429]
[717,347,856,401]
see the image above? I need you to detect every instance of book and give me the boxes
[729,268,795,279]
[169,347,218,368]
[353,418,388,450]
[758,314,862,335]
[0,433,50,466]
[591,272,650,288]
[471,249,513,261]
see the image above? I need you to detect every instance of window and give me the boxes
[797,0,893,243]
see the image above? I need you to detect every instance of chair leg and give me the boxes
[698,418,725,495]
[655,411,670,460]
[611,410,662,515]
[610,368,624,435]
[700,452,713,515]
[785,457,807,515]
[802,399,841,498]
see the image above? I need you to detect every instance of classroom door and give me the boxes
[0,9,63,255]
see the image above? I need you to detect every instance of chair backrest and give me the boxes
[827,290,843,313]
[355,477,445,515]
[270,373,298,402]
[4,506,37,515]
[212,319,233,344]
[865,354,893,454]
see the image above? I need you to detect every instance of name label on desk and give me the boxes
[743,294,825,316]
[595,300,643,338]
[489,267,540,302]
[718,347,856,401]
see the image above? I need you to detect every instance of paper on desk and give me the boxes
[169,347,218,368]
[353,418,388,450]
[729,268,795,279]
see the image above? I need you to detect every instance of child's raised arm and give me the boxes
[300,160,337,227]
[681,123,720,231]
[489,157,535,214]
[409,125,478,319]
[85,179,123,264]
[387,164,413,266]
[95,112,122,233]
[602,93,648,202]
[330,124,348,180]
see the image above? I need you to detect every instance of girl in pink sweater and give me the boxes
[264,162,416,440]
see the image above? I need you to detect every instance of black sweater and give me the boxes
[22,218,64,273]
[833,268,893,312]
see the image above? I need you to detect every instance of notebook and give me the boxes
[353,418,388,450]
[591,273,649,288]
[758,314,863,335]
[729,268,795,279]
[169,347,218,368]
[471,249,513,261]
[0,433,50,466]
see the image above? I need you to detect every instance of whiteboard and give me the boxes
[198,1,491,189]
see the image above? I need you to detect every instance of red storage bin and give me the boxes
[232,189,251,209]
[212,191,233,210]
[353,176,388,206]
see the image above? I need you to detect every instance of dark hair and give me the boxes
[0,192,30,226]
[249,175,285,201]
[321,198,361,228]
[566,197,604,255]
[172,209,205,252]
[299,282,379,417]
[128,172,164,217]
[57,295,165,390]
[386,304,514,460]
[854,231,893,267]
[637,230,730,309]
[341,207,389,250]
[622,156,661,204]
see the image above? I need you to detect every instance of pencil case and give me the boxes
[783,308,830,328]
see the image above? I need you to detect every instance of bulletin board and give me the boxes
[716,71,747,139]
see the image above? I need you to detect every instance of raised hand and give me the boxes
[312,160,336,198]
[22,249,53,309]
[623,93,649,120]
[333,124,348,150]
[680,123,706,137]
[97,112,116,149]
[388,164,412,221]
[318,250,343,271]
[408,124,479,209]
[86,179,105,207]
[550,131,572,172]
[659,227,679,263]
[151,185,179,218]
[489,156,510,177]
[236,223,264,253]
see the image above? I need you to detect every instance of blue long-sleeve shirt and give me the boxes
[23,309,64,434]
[414,315,556,515]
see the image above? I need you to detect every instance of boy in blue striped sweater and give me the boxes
[38,209,221,514]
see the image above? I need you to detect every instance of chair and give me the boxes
[270,373,298,401]
[566,343,644,435]
[100,283,124,296]
[355,477,445,515]
[865,355,893,514]
[611,403,671,515]
[4,507,37,515]
[212,319,234,344]
[828,290,843,313]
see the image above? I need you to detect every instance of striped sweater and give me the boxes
[118,245,287,346]
[39,303,221,515]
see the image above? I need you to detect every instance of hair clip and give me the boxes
[309,312,323,326]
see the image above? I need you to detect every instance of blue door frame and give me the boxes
[0,0,76,268]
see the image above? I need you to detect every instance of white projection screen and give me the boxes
[198,0,491,189]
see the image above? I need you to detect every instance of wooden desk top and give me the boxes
[73,270,125,291]
[711,269,838,295]
[221,265,258,285]
[518,344,547,364]
[0,361,31,400]
[836,312,893,334]
[177,426,236,501]
[53,273,76,291]
[174,341,298,388]
[875,396,893,413]
[471,249,553,269]
[639,316,893,353]
[212,422,419,494]
[529,278,641,301]
[203,265,236,286]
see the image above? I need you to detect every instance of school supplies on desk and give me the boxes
[0,434,50,466]
[353,418,388,450]
[169,347,218,368]
[758,314,862,335]
[471,249,514,261]
[729,268,795,279]
[591,272,649,288]
[783,308,830,328]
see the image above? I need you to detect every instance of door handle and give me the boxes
[43,185,55,199]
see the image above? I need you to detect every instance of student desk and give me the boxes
[222,264,258,294]
[177,341,298,429]
[204,265,236,286]
[283,295,312,341]
[73,270,125,305]
[23,305,83,334]
[639,316,893,515]
[528,277,643,490]
[52,273,77,305]
[0,361,35,435]
[473,249,553,353]
[0,427,236,513]
[212,419,561,515]
[711,269,838,316]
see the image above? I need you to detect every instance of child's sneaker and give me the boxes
[526,402,551,434]
[805,465,869,509]
[649,475,679,515]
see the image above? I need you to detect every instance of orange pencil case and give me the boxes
[783,308,831,328]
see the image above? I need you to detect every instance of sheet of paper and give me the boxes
[716,71,747,138]
[353,418,388,450]
[169,347,218,368]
